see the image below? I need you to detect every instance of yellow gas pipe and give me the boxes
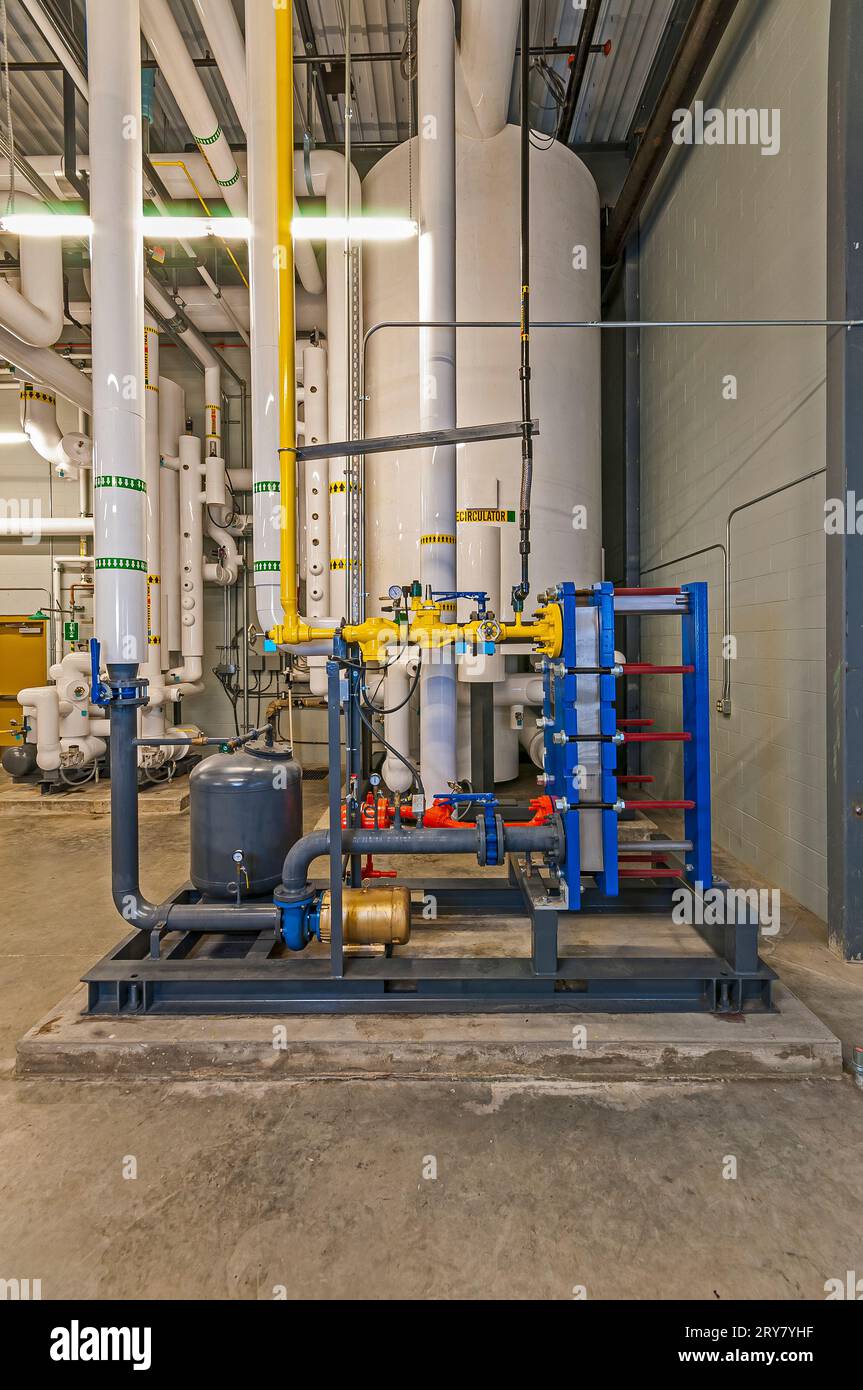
[268,12,561,664]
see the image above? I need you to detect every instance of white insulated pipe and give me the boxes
[87,0,147,669]
[0,515,94,537]
[140,0,247,217]
[0,325,91,412]
[0,192,64,347]
[143,272,221,374]
[190,0,248,130]
[295,151,362,619]
[382,648,420,795]
[143,314,163,693]
[457,476,505,684]
[302,342,330,616]
[204,514,241,584]
[158,375,184,656]
[177,434,204,664]
[417,0,458,794]
[457,0,521,139]
[245,0,282,634]
[17,686,61,770]
[19,383,91,477]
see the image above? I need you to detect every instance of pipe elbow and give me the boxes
[281,830,331,896]
[111,887,162,931]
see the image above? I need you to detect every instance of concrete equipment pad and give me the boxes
[0,778,189,817]
[16,981,841,1082]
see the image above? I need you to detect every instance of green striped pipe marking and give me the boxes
[95,558,147,572]
[94,475,146,492]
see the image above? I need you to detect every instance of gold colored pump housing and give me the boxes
[318,886,412,947]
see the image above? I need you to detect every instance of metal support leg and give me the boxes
[326,656,344,978]
[681,583,712,890]
[470,681,495,792]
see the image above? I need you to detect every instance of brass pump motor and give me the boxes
[318,885,412,947]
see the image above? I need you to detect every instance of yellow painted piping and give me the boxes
[275,5,298,628]
[149,158,249,288]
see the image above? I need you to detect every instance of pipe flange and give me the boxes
[108,676,150,709]
[547,813,566,867]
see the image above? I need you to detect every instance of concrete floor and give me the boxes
[1,773,862,1299]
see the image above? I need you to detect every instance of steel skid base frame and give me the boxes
[83,864,777,1017]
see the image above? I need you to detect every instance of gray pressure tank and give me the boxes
[1,743,37,778]
[189,738,302,900]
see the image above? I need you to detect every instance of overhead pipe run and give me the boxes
[0,191,64,347]
[189,0,248,130]
[0,324,92,412]
[140,0,247,219]
[457,0,521,139]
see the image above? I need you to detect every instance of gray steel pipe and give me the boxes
[109,674,279,934]
[281,822,562,896]
[109,668,161,930]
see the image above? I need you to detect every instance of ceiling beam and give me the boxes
[557,0,604,147]
[294,0,337,145]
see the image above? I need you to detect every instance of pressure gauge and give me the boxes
[388,585,403,601]
[370,773,382,787]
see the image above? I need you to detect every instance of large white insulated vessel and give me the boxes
[362,125,602,780]
[363,125,602,604]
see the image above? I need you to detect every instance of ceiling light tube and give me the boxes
[292,216,418,241]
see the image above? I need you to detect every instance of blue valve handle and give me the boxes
[89,638,111,707]
[430,590,489,614]
[434,792,501,865]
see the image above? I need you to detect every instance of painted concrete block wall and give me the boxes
[637,0,829,917]
[0,388,85,658]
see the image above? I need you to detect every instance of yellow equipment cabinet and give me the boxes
[0,615,48,747]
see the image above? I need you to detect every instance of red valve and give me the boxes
[361,854,397,882]
[342,793,416,830]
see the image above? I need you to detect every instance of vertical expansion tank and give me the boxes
[189,741,302,900]
[361,125,602,615]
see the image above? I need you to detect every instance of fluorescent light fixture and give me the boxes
[0,213,92,237]
[0,431,28,444]
[0,214,251,240]
[0,212,416,243]
[292,216,418,241]
[141,215,251,240]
